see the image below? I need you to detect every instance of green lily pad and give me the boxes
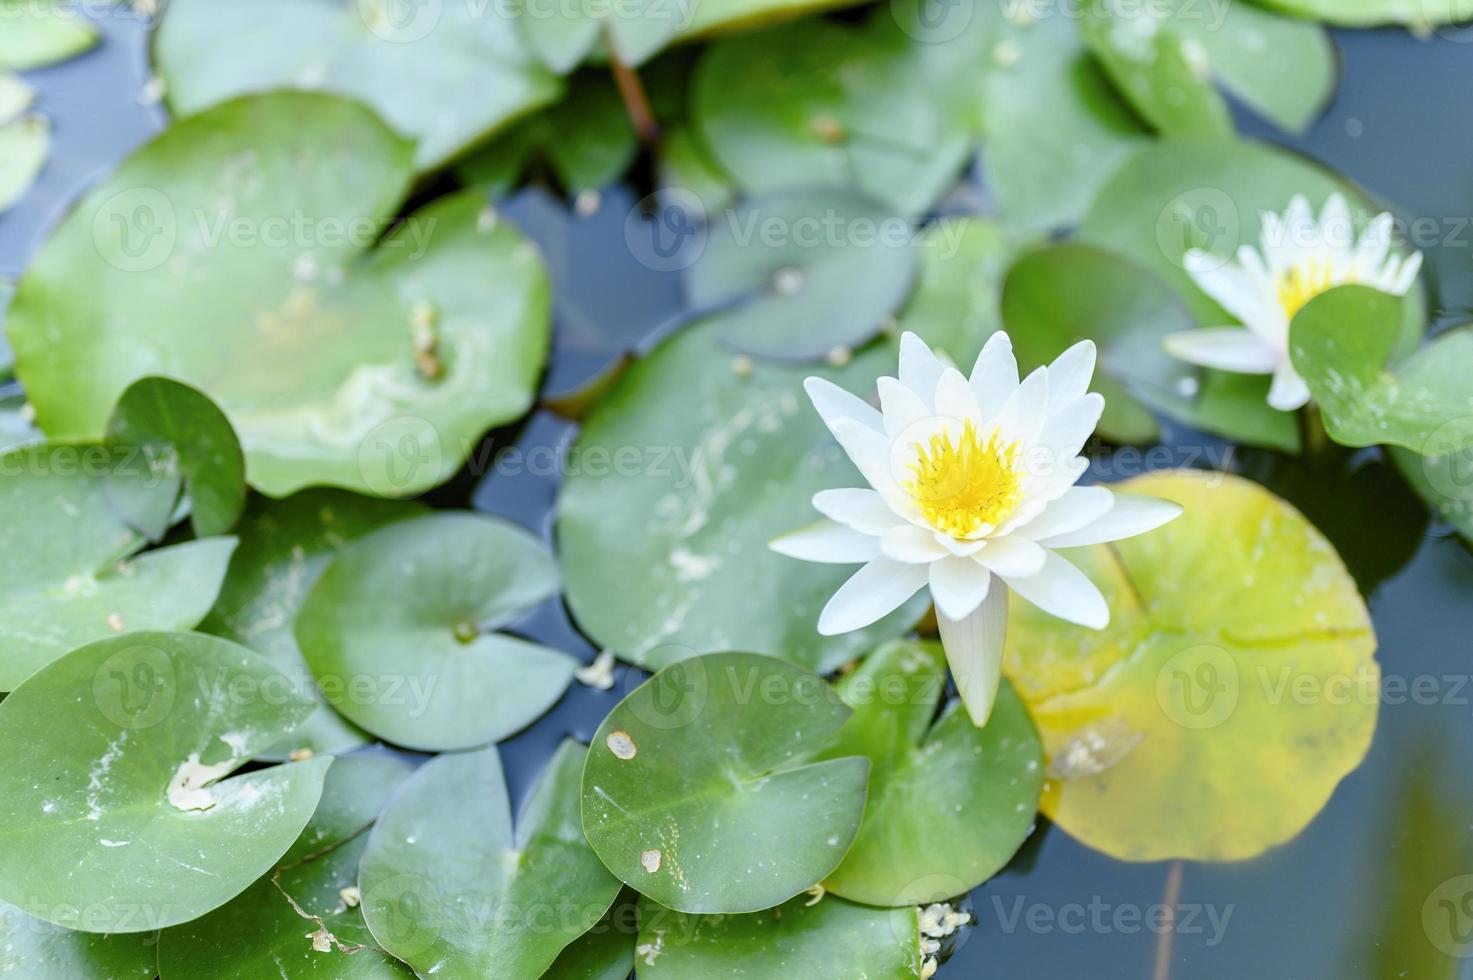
[893,217,1010,374]
[0,631,331,931]
[200,490,425,760]
[154,0,561,172]
[517,0,682,70]
[0,0,98,70]
[687,189,916,361]
[0,114,48,213]
[460,72,637,195]
[1003,470,1378,862]
[634,892,922,977]
[7,91,552,499]
[1079,0,1334,137]
[1001,242,1200,445]
[0,902,156,979]
[0,72,33,125]
[157,754,416,979]
[1079,138,1425,448]
[1253,0,1473,26]
[296,512,574,751]
[813,641,1042,907]
[659,127,736,217]
[1291,286,1473,452]
[980,6,1147,234]
[360,741,622,977]
[543,907,636,980]
[0,443,237,691]
[582,652,869,914]
[557,322,927,672]
[105,376,246,539]
[692,19,970,217]
[1392,432,1473,544]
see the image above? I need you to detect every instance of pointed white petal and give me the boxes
[1391,250,1423,294]
[1184,249,1285,342]
[934,367,979,425]
[969,330,1019,420]
[1267,363,1311,411]
[805,376,882,434]
[996,365,1049,446]
[1353,212,1393,274]
[938,583,1007,727]
[899,332,946,409]
[1046,340,1097,406]
[1016,485,1114,541]
[1036,491,1183,549]
[818,557,929,635]
[1318,193,1354,255]
[1163,328,1280,374]
[882,523,950,564]
[770,521,879,564]
[974,535,1047,578]
[1003,551,1109,629]
[830,417,907,505]
[929,555,993,622]
[877,376,930,439]
[1035,391,1104,464]
[813,488,901,535]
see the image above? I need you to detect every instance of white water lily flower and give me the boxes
[1164,192,1422,412]
[771,331,1182,727]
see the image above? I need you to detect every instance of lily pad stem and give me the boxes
[609,50,659,145]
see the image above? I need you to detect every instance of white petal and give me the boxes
[974,535,1047,578]
[1267,363,1311,411]
[898,332,945,409]
[813,488,900,535]
[1353,212,1393,274]
[934,367,979,425]
[1318,193,1354,255]
[1035,491,1182,549]
[877,376,930,439]
[1163,328,1280,374]
[818,557,929,635]
[1035,391,1104,463]
[929,555,993,621]
[938,584,1007,727]
[1183,250,1285,340]
[995,365,1049,446]
[770,521,879,564]
[1002,551,1109,629]
[1015,485,1114,541]
[1391,250,1423,294]
[806,377,882,434]
[1046,340,1097,406]
[968,331,1019,419]
[830,417,908,507]
[882,524,950,564]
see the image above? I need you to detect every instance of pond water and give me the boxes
[6,11,1473,978]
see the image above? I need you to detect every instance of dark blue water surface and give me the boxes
[6,10,1473,979]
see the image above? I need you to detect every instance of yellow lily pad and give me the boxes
[1004,469,1377,862]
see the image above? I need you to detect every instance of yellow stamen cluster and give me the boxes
[1277,257,1353,321]
[906,420,1022,539]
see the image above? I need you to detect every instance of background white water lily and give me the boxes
[1164,192,1422,412]
[772,332,1182,727]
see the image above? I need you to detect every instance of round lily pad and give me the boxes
[687,189,916,361]
[199,490,426,759]
[1079,0,1334,137]
[692,19,971,216]
[0,0,97,70]
[154,0,561,172]
[0,902,156,979]
[0,631,332,931]
[6,91,552,499]
[543,911,635,980]
[1003,470,1378,862]
[157,754,416,979]
[582,652,870,914]
[0,443,237,691]
[634,892,922,978]
[296,512,574,751]
[1079,138,1425,447]
[105,376,246,539]
[814,641,1042,907]
[0,114,46,213]
[359,741,622,978]
[557,322,928,672]
[1291,286,1473,453]
[1001,242,1198,445]
[1254,0,1473,26]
